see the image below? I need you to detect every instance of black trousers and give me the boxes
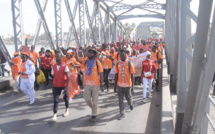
[52,87,69,113]
[103,69,111,89]
[156,69,160,89]
[1,64,9,77]
[34,65,39,88]
[43,69,51,85]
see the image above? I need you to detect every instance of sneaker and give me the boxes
[13,88,18,92]
[130,106,133,111]
[63,109,69,117]
[118,114,125,120]
[142,98,146,102]
[51,114,57,122]
[29,100,34,105]
[90,116,97,122]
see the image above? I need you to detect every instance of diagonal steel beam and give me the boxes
[66,0,78,47]
[64,0,80,47]
[33,0,48,47]
[34,0,55,50]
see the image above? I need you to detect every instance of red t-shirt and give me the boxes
[142,60,156,79]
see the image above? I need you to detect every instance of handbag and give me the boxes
[144,62,152,77]
[77,71,83,86]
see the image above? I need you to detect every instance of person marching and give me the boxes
[11,52,21,92]
[30,45,40,90]
[19,52,36,104]
[65,49,81,99]
[142,51,157,101]
[75,47,104,122]
[151,45,163,91]
[114,50,135,120]
[101,44,112,92]
[43,50,53,86]
[51,51,69,122]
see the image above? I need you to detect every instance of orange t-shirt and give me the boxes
[61,55,68,63]
[115,60,135,87]
[11,56,21,79]
[79,57,87,70]
[66,58,80,74]
[81,58,103,86]
[103,50,112,69]
[30,51,39,65]
[151,51,163,69]
[113,52,128,61]
[50,58,56,66]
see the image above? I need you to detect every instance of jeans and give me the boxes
[52,87,69,113]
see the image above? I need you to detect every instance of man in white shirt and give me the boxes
[19,52,36,104]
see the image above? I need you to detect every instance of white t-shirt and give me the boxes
[51,65,69,75]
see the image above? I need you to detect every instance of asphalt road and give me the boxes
[0,83,161,134]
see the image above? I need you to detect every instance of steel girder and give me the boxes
[85,0,95,44]
[33,0,48,47]
[173,0,197,132]
[11,0,24,51]
[66,0,78,47]
[54,0,63,46]
[79,0,86,45]
[94,0,131,41]
[181,0,213,133]
[117,15,165,20]
[94,3,101,43]
[64,0,80,47]
[0,37,12,67]
[34,0,55,50]
[104,12,111,43]
[109,4,166,12]
[87,2,99,44]
[99,10,106,43]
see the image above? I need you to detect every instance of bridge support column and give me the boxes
[181,0,214,133]
[11,0,24,51]
[174,0,196,133]
[79,0,86,46]
[54,0,63,46]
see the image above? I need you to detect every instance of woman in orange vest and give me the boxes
[19,52,36,104]
[65,50,81,99]
[11,52,21,92]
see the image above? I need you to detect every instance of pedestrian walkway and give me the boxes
[0,82,161,134]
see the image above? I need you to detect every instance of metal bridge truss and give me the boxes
[11,0,24,52]
[165,0,215,133]
[131,21,164,40]
[12,0,166,48]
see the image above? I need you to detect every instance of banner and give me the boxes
[108,52,147,79]
[129,52,147,77]
[20,45,30,53]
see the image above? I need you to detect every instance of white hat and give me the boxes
[67,49,73,53]
[146,51,151,56]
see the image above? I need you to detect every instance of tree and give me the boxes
[151,32,159,38]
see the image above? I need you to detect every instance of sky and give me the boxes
[0,0,200,38]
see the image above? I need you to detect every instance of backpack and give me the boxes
[116,60,131,73]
